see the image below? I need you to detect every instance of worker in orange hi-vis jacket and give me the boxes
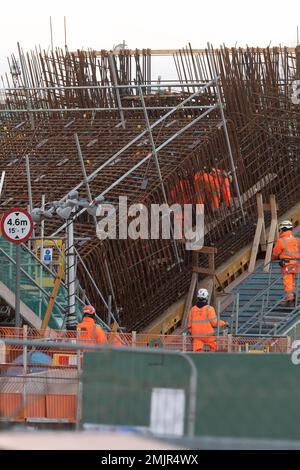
[211,168,232,208]
[194,170,220,211]
[187,288,228,352]
[76,305,107,345]
[272,220,300,303]
[193,170,208,206]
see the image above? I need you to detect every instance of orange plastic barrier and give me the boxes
[0,393,76,422]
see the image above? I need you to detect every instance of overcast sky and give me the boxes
[0,0,299,78]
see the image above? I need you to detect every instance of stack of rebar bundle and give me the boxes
[0,45,300,330]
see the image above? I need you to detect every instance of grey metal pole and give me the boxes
[207,43,246,222]
[74,247,110,313]
[184,353,198,438]
[108,295,112,327]
[15,243,21,327]
[38,195,45,319]
[138,84,181,266]
[108,53,126,128]
[25,156,33,214]
[74,133,93,203]
[50,17,54,51]
[74,133,98,228]
[0,171,5,199]
[2,105,216,113]
[66,217,77,329]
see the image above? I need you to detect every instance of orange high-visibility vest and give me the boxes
[76,317,107,345]
[220,174,231,207]
[211,169,232,208]
[188,304,225,352]
[188,305,224,335]
[272,231,300,270]
[195,171,220,209]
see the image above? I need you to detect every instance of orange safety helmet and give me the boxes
[82,305,96,316]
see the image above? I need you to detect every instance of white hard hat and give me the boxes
[197,288,209,300]
[279,220,293,231]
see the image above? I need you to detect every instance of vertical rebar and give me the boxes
[207,42,245,222]
[108,53,126,128]
[17,42,34,129]
[138,85,181,268]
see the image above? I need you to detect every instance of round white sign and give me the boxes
[1,208,33,244]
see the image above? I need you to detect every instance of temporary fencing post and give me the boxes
[132,331,136,348]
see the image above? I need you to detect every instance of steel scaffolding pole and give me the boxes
[65,217,77,330]
[207,42,246,222]
[138,84,181,267]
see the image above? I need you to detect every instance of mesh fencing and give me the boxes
[0,327,292,431]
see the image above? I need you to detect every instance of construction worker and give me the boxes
[193,170,207,206]
[211,168,232,208]
[187,288,227,352]
[194,170,220,211]
[272,220,300,303]
[76,305,107,345]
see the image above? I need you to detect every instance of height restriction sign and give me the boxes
[0,208,34,244]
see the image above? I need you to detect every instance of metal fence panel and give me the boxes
[82,350,300,440]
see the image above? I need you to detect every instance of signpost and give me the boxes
[0,208,34,327]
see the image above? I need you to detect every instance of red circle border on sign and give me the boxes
[0,207,34,244]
